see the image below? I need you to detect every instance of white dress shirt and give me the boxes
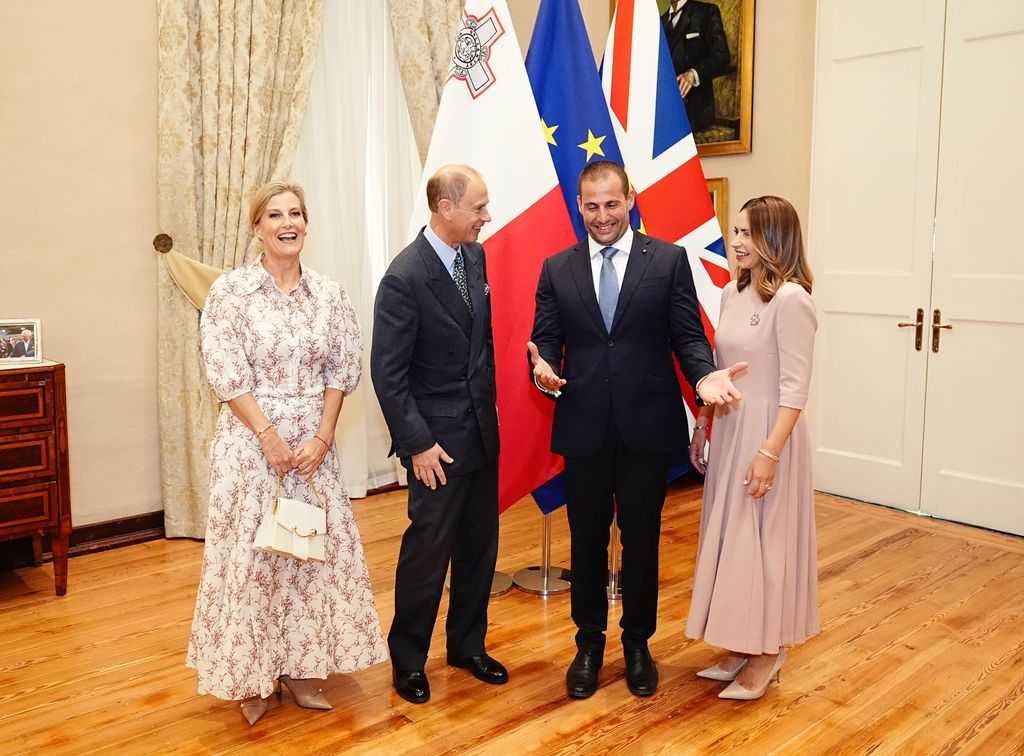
[587,226,634,299]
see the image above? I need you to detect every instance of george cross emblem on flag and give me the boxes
[448,10,505,99]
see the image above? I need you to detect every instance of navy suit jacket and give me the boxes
[530,232,716,458]
[371,230,499,476]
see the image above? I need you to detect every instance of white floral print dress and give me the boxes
[186,258,387,700]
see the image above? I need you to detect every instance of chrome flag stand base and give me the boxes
[607,515,621,601]
[513,512,570,596]
[445,571,514,597]
[490,571,514,596]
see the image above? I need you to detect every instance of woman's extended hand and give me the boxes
[689,426,709,474]
[259,429,297,477]
[294,435,330,479]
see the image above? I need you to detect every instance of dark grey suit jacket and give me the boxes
[530,232,716,458]
[371,230,499,476]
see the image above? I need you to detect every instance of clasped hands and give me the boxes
[259,430,329,479]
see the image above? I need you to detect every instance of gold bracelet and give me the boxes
[694,424,708,431]
[256,423,273,438]
[313,435,330,449]
[757,448,780,462]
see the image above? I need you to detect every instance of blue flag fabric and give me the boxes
[525,0,639,240]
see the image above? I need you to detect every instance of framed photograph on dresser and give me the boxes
[0,319,42,364]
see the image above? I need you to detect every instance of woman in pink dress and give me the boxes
[685,195,818,700]
[186,182,387,725]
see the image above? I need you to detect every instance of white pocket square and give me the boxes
[484,283,490,295]
[686,32,700,39]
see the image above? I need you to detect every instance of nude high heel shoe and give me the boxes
[239,680,280,726]
[718,648,787,700]
[696,657,748,681]
[279,674,333,710]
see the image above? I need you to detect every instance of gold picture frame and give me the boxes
[611,0,754,156]
[706,177,729,239]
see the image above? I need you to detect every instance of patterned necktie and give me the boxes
[599,247,619,333]
[453,249,473,315]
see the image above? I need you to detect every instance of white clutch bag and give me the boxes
[253,475,327,562]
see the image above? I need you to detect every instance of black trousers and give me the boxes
[563,423,669,654]
[388,460,499,671]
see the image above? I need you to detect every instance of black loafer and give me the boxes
[447,653,509,684]
[624,647,658,697]
[393,669,430,704]
[566,648,603,699]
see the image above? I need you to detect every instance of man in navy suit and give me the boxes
[529,160,745,699]
[372,164,507,704]
[11,331,34,358]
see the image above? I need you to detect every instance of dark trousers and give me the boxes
[563,423,669,655]
[388,460,499,671]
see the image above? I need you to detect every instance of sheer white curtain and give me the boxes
[291,0,421,496]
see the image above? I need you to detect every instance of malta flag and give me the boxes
[409,1,576,512]
[603,0,731,421]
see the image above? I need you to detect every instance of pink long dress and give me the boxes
[186,259,387,700]
[685,280,820,655]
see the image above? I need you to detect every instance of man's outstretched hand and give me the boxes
[527,341,566,394]
[697,362,748,406]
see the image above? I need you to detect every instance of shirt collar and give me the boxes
[588,226,634,260]
[424,223,459,274]
[238,255,311,295]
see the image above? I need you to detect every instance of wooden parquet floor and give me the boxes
[2,478,1024,755]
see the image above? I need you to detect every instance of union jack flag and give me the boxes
[603,0,730,422]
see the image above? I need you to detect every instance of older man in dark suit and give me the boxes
[372,164,506,705]
[529,160,746,699]
[662,0,731,132]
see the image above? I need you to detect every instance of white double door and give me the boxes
[808,0,1024,534]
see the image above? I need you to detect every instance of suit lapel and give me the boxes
[569,243,607,335]
[611,233,656,333]
[416,234,473,338]
[464,245,486,376]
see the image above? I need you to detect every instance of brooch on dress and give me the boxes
[750,312,761,326]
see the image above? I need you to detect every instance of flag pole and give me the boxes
[513,512,570,595]
[607,515,621,600]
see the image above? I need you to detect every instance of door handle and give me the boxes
[897,308,924,351]
[931,308,953,353]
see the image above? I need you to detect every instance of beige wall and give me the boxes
[0,0,813,529]
[0,1,161,526]
[509,0,817,234]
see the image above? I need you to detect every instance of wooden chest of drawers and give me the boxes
[0,362,71,595]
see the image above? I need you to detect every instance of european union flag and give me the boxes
[526,0,639,240]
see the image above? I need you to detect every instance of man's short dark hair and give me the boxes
[577,160,630,197]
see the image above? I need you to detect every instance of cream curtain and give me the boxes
[290,0,421,497]
[388,0,465,161]
[157,0,327,538]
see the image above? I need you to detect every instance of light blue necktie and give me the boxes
[599,247,619,333]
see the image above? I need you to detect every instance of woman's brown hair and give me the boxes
[735,195,813,300]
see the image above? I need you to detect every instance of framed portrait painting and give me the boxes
[611,0,754,156]
[0,319,42,364]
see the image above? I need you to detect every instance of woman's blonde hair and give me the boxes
[735,195,813,300]
[248,181,309,229]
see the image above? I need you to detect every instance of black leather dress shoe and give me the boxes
[393,669,430,704]
[447,653,509,684]
[624,647,659,697]
[566,648,603,699]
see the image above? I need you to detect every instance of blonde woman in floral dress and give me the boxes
[186,182,387,725]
